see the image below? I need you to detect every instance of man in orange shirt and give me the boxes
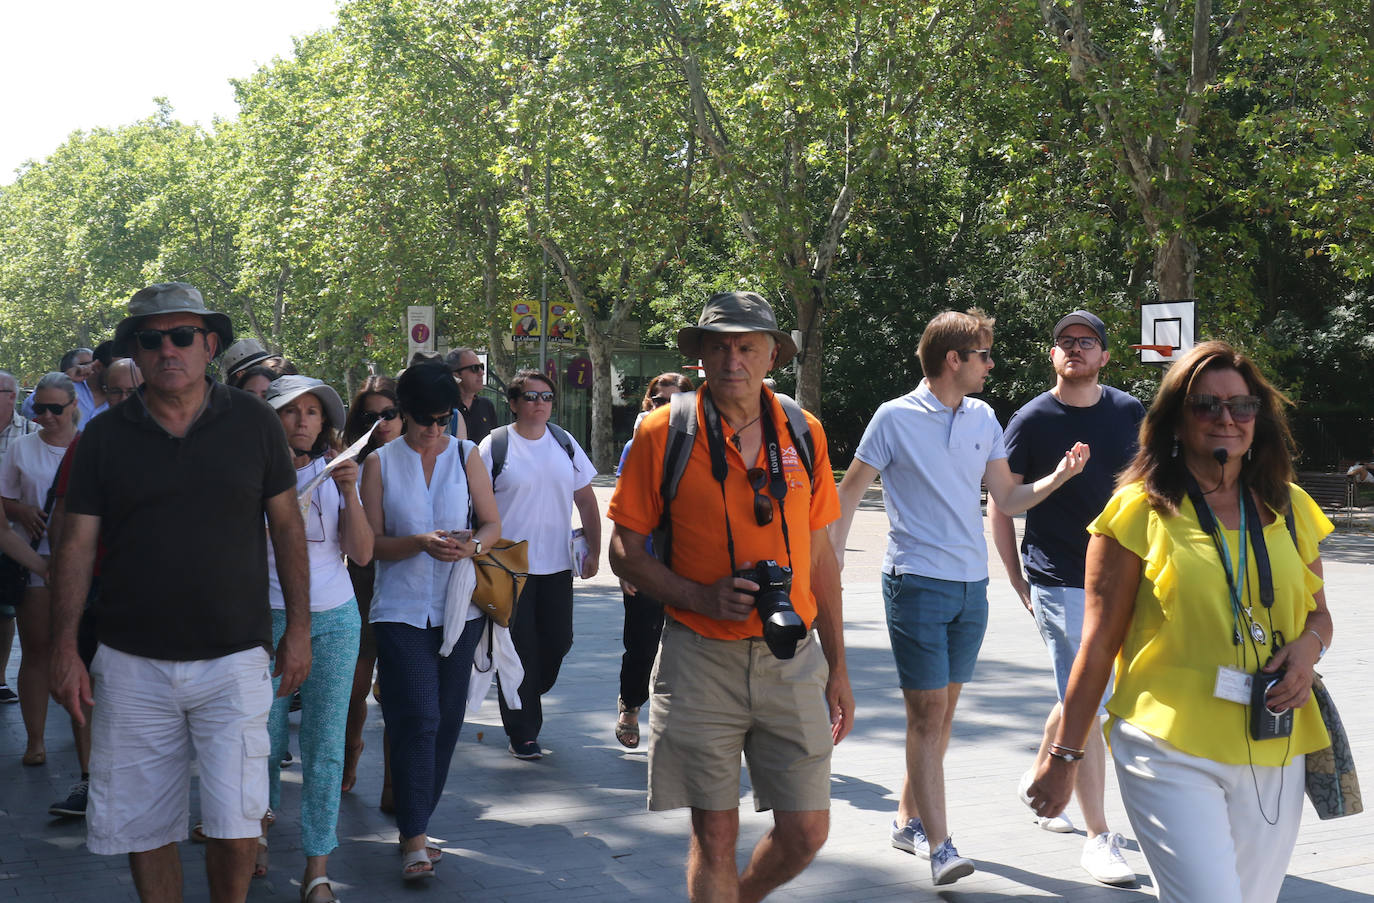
[609,291,853,903]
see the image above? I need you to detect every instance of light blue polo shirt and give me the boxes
[853,379,1007,582]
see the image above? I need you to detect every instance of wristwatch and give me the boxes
[473,539,484,556]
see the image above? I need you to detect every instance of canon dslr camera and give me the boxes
[736,560,806,659]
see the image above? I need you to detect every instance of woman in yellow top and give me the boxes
[1025,341,1333,903]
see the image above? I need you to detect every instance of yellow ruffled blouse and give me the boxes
[1088,481,1332,766]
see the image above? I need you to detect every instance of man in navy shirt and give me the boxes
[989,310,1143,886]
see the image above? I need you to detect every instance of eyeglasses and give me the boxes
[360,407,400,425]
[410,411,452,427]
[649,395,670,408]
[105,386,137,400]
[1054,336,1101,351]
[33,401,72,416]
[520,391,555,403]
[133,326,210,351]
[456,363,485,374]
[747,467,774,526]
[0,389,15,396]
[1186,394,1261,423]
[959,348,992,362]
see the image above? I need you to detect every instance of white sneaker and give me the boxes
[889,817,930,859]
[1081,832,1135,886]
[930,837,974,886]
[1018,768,1076,832]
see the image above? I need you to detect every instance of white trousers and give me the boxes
[1111,719,1305,903]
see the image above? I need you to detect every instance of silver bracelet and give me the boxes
[1304,627,1328,659]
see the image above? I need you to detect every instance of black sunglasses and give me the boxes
[520,391,555,403]
[456,363,485,374]
[411,411,452,427]
[360,407,400,425]
[958,348,992,362]
[33,401,72,416]
[133,326,210,351]
[747,467,774,527]
[649,395,670,408]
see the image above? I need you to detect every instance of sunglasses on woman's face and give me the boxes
[520,391,555,403]
[33,401,72,416]
[360,407,400,425]
[650,395,670,407]
[411,411,452,427]
[132,326,210,351]
[1185,394,1261,423]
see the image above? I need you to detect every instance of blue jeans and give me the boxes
[373,617,484,839]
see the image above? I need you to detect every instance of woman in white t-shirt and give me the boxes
[260,376,371,903]
[0,371,80,766]
[478,369,601,760]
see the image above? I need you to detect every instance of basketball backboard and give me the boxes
[1137,300,1196,364]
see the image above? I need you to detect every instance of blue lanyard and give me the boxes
[1203,484,1249,642]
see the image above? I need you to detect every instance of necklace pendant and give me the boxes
[1250,623,1267,644]
[1233,628,1242,645]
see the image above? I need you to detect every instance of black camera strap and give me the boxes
[701,387,793,576]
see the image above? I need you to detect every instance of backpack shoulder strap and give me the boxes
[773,392,815,486]
[546,422,577,462]
[490,424,510,481]
[660,391,698,504]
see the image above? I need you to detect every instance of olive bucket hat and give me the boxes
[114,282,234,357]
[676,291,797,368]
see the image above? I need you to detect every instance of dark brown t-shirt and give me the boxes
[65,380,296,660]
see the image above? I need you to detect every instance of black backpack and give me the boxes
[487,422,576,484]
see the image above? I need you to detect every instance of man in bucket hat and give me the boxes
[609,290,853,901]
[50,282,312,902]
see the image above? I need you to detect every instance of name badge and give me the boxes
[1214,665,1252,705]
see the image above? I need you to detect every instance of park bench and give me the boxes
[1295,471,1357,529]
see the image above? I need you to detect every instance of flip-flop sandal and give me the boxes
[301,875,340,903]
[401,847,434,881]
[252,835,269,879]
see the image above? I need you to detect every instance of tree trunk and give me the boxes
[1153,232,1197,300]
[789,279,825,413]
[584,325,615,471]
[481,201,515,385]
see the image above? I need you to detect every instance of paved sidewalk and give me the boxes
[2,483,1371,901]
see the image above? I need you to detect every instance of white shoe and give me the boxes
[1018,768,1076,832]
[1081,832,1135,886]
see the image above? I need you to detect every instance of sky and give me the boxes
[0,0,342,184]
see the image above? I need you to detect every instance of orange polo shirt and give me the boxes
[608,389,839,640]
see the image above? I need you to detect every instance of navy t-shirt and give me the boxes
[1005,386,1144,587]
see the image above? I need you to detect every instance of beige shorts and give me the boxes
[87,644,274,855]
[647,618,833,813]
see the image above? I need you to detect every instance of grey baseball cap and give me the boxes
[264,375,346,429]
[1052,310,1108,347]
[114,282,233,356]
[677,291,797,367]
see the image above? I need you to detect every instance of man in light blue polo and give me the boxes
[832,308,1088,886]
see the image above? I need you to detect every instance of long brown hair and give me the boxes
[1118,340,1297,515]
[641,372,694,411]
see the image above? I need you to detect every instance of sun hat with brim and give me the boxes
[676,291,797,368]
[114,282,233,356]
[1051,309,1108,348]
[264,375,346,430]
[222,338,275,378]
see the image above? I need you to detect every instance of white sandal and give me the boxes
[301,875,339,902]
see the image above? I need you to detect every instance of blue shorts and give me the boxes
[882,573,988,691]
[1030,583,1112,713]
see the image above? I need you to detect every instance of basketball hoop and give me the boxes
[1129,344,1175,357]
